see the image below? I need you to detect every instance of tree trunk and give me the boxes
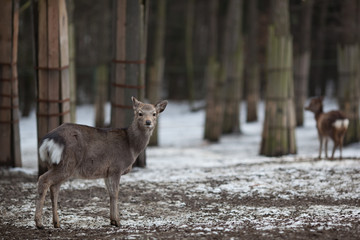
[337,45,360,145]
[112,0,149,167]
[222,0,244,134]
[293,0,313,126]
[337,0,360,145]
[245,0,260,123]
[148,0,166,146]
[0,0,22,168]
[309,0,328,97]
[204,0,224,142]
[185,0,195,107]
[95,64,108,127]
[260,0,297,156]
[34,0,71,176]
[67,0,76,123]
[18,0,36,117]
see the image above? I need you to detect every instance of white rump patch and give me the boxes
[39,139,64,165]
[333,119,349,130]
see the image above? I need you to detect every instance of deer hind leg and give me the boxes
[105,174,121,227]
[35,167,72,229]
[339,135,345,160]
[331,142,338,160]
[35,170,54,229]
[50,183,62,228]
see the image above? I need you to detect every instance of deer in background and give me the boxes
[305,97,349,160]
[35,97,167,229]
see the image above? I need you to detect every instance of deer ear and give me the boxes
[131,96,141,110]
[155,100,168,113]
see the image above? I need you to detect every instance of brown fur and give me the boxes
[305,97,348,160]
[35,97,167,229]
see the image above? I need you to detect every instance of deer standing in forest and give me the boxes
[305,97,349,160]
[35,97,167,229]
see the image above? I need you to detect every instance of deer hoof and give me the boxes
[36,224,44,230]
[35,219,44,230]
[110,220,120,227]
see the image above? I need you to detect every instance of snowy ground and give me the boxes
[1,98,360,239]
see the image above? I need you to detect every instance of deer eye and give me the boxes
[139,112,143,117]
[153,113,156,116]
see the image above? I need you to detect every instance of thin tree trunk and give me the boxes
[222,0,244,134]
[293,0,313,126]
[148,0,166,146]
[245,0,260,123]
[67,0,76,123]
[0,0,22,167]
[95,64,108,127]
[35,0,70,176]
[260,0,297,156]
[185,0,195,107]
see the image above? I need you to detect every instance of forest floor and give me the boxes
[1,100,360,239]
[1,157,360,239]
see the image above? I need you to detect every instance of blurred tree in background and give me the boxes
[337,0,360,145]
[260,0,297,156]
[292,0,313,127]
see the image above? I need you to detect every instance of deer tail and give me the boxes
[39,138,65,165]
[332,119,349,130]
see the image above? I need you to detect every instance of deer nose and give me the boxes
[145,120,152,125]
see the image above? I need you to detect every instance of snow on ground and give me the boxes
[7,98,360,235]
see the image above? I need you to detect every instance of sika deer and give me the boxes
[305,97,349,160]
[34,97,167,229]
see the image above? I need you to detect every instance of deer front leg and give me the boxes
[324,138,329,159]
[50,183,62,228]
[318,136,323,159]
[105,174,121,227]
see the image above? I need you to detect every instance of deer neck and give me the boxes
[126,121,153,158]
[314,106,324,122]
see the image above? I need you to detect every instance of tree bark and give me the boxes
[309,0,328,96]
[185,0,195,107]
[260,0,297,156]
[245,0,260,123]
[67,0,76,123]
[337,0,360,145]
[204,0,224,142]
[0,0,22,167]
[34,0,71,175]
[95,64,108,127]
[222,0,244,134]
[112,0,149,167]
[148,0,166,146]
[293,0,313,126]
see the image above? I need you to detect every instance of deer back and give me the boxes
[39,123,132,179]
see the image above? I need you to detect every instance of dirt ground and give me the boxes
[1,157,360,240]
